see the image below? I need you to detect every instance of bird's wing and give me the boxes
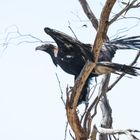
[98,36,140,62]
[108,36,140,50]
[44,27,94,61]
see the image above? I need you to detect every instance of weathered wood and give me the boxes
[66,0,117,139]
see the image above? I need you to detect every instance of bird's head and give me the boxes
[36,44,58,66]
[35,44,58,57]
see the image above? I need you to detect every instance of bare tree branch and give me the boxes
[110,0,139,25]
[64,121,69,140]
[118,16,140,21]
[55,73,66,105]
[91,0,116,60]
[78,0,98,30]
[94,125,140,140]
[98,74,112,140]
[68,21,78,40]
[66,1,116,139]
[83,97,98,133]
[121,1,140,8]
[0,25,55,54]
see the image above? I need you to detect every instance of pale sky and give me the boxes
[0,0,140,140]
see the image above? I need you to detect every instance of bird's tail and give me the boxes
[96,62,140,76]
[106,36,140,50]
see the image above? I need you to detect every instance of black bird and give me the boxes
[36,27,140,105]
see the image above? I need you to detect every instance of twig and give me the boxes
[111,20,140,39]
[82,75,112,140]
[110,0,138,25]
[64,121,69,140]
[0,25,55,54]
[4,25,44,44]
[88,76,111,120]
[80,103,89,123]
[68,21,78,40]
[55,73,66,105]
[83,96,99,127]
[83,76,111,134]
[88,80,99,101]
[118,16,140,21]
[69,130,75,140]
[121,1,140,8]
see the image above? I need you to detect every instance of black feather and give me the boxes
[36,27,140,105]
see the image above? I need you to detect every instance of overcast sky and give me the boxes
[0,0,140,140]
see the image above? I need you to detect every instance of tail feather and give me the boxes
[96,62,140,76]
[106,36,140,50]
[116,64,140,76]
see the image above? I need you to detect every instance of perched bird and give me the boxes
[36,44,140,76]
[36,27,140,105]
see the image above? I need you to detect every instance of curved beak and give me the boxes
[35,45,46,51]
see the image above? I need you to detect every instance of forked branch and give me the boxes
[93,125,140,140]
[110,0,139,25]
[66,0,116,139]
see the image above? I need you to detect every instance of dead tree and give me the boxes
[65,0,140,140]
[1,1,140,140]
